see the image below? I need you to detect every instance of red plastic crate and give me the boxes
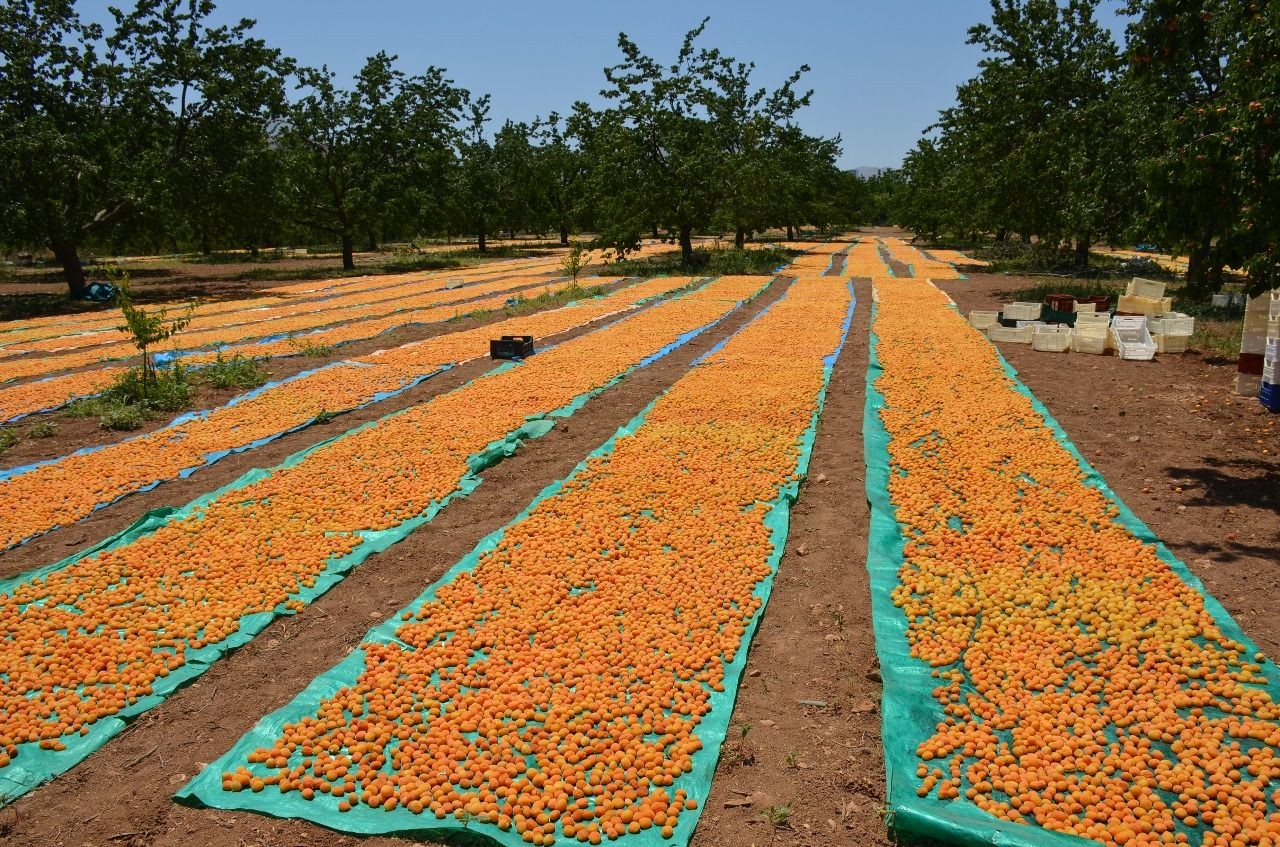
[1239,352,1264,376]
[1046,294,1076,312]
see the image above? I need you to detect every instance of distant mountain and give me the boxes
[852,166,890,178]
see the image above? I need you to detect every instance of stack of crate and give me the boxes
[1148,312,1196,353]
[1117,278,1172,316]
[1071,312,1110,355]
[1261,293,1280,411]
[1238,292,1278,396]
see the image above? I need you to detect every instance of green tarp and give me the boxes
[176,280,859,847]
[862,290,1280,847]
[0,275,766,805]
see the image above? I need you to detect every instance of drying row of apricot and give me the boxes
[0,275,689,549]
[871,277,1280,847]
[0,274,769,798]
[0,271,569,385]
[4,260,559,356]
[0,255,557,350]
[199,275,853,845]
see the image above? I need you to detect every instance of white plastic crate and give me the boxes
[1243,313,1272,354]
[1032,324,1072,352]
[1212,293,1231,308]
[1015,320,1045,329]
[1270,316,1280,342]
[1111,316,1157,361]
[1236,372,1263,396]
[1246,292,1274,314]
[1072,301,1097,313]
[1075,310,1110,324]
[1153,333,1190,354]
[1002,302,1043,321]
[1127,277,1168,299]
[1267,338,1280,360]
[968,310,999,330]
[1272,292,1280,318]
[1265,362,1278,384]
[1149,312,1195,335]
[989,324,1035,344]
[1117,294,1173,316]
[1071,328,1106,355]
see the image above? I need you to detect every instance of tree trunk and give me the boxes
[560,225,569,246]
[996,229,1008,242]
[1021,232,1032,244]
[1074,235,1091,270]
[478,219,487,254]
[734,227,746,249]
[200,230,212,256]
[341,234,355,270]
[52,240,87,299]
[786,224,794,241]
[678,225,694,265]
[367,232,377,252]
[1187,229,1216,293]
[651,224,660,240]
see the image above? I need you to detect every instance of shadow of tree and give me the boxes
[1170,535,1280,565]
[1162,456,1280,562]
[1167,455,1279,511]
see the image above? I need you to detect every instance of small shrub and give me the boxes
[761,804,793,828]
[290,336,335,357]
[313,409,336,424]
[561,244,590,291]
[63,396,110,419]
[200,354,270,390]
[0,426,17,454]
[104,365,192,413]
[27,420,57,439]
[99,403,149,431]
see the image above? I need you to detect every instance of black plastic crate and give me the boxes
[490,335,536,360]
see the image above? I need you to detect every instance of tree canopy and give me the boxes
[894,0,1279,294]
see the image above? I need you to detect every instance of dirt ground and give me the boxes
[0,262,1275,847]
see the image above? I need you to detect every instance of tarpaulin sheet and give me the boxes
[176,278,859,847]
[0,275,759,805]
[861,290,1280,847]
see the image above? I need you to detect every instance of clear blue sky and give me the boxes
[80,0,1129,169]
